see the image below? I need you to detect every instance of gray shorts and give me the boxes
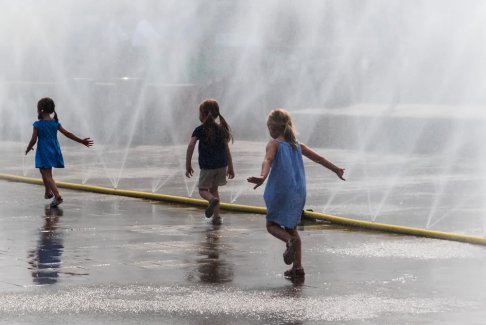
[198,167,227,189]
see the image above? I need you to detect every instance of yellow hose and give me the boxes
[1,172,485,245]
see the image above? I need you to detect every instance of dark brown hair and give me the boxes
[199,99,232,144]
[37,97,58,121]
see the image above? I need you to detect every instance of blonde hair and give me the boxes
[267,108,298,149]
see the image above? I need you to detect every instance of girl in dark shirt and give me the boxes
[185,99,234,225]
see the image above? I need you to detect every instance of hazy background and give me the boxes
[1,0,485,234]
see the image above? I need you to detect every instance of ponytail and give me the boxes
[53,111,58,122]
[201,112,217,144]
[283,123,297,149]
[218,114,233,143]
[199,98,232,144]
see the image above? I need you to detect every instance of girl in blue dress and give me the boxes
[248,109,345,279]
[25,97,93,207]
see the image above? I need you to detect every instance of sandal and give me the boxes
[50,197,63,207]
[211,215,223,225]
[283,238,298,265]
[205,197,219,218]
[284,267,305,279]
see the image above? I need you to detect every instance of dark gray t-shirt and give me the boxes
[192,125,228,170]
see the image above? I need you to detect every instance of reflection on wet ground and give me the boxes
[188,225,234,284]
[1,182,486,324]
[28,207,64,285]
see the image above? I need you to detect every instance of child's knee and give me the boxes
[209,187,219,197]
[266,224,272,234]
[198,188,208,195]
[266,221,277,233]
[288,230,301,242]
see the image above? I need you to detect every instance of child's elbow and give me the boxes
[263,158,274,166]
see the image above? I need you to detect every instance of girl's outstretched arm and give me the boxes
[185,136,197,178]
[225,142,235,179]
[25,127,38,155]
[301,143,345,181]
[58,125,93,147]
[247,140,278,189]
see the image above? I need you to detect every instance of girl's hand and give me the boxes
[247,176,265,189]
[335,168,346,181]
[25,147,33,155]
[185,166,194,178]
[82,138,94,147]
[227,167,235,179]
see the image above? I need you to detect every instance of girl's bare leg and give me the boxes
[266,221,303,270]
[266,221,292,242]
[286,229,303,270]
[39,168,61,199]
[40,170,52,197]
[199,188,213,201]
[208,186,220,217]
[199,188,220,219]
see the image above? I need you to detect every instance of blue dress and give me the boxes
[33,120,65,169]
[264,140,306,229]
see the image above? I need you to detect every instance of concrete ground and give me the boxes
[1,181,486,324]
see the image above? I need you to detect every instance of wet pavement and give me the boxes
[3,140,486,236]
[1,181,486,324]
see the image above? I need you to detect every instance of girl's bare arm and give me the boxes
[225,142,235,179]
[301,143,345,180]
[25,127,38,155]
[185,136,197,177]
[247,140,278,189]
[58,125,93,147]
